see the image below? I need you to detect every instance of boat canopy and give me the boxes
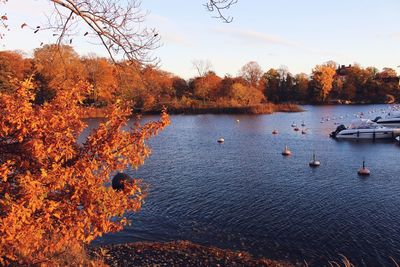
[386,111,400,119]
[348,119,382,129]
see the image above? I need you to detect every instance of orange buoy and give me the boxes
[282,145,292,156]
[357,161,370,176]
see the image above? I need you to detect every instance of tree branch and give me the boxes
[204,0,237,23]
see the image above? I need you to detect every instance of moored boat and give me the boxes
[372,111,400,128]
[330,119,400,140]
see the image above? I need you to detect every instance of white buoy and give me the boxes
[272,129,279,135]
[309,152,320,167]
[357,161,370,176]
[236,119,240,123]
[282,145,292,156]
[217,138,224,143]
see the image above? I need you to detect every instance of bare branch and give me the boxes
[192,59,213,77]
[204,0,237,23]
[44,0,160,64]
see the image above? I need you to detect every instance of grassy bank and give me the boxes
[147,103,303,115]
[80,103,303,118]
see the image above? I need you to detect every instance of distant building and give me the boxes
[336,64,352,81]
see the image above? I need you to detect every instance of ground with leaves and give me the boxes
[89,241,293,267]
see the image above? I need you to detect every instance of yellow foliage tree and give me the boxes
[0,79,169,265]
[311,64,336,102]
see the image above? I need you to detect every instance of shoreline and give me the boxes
[81,103,304,119]
[88,240,293,267]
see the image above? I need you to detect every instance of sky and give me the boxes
[1,0,400,79]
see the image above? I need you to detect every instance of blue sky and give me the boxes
[1,0,400,78]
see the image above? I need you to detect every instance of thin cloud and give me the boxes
[147,14,192,46]
[213,27,299,47]
[162,32,192,46]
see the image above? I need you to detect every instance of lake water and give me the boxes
[91,105,400,266]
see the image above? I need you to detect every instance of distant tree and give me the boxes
[0,51,32,93]
[310,63,336,102]
[33,45,85,103]
[292,73,309,101]
[82,56,118,106]
[192,60,214,103]
[238,61,263,88]
[263,68,280,102]
[227,82,265,105]
[172,77,189,98]
[378,67,397,78]
[193,71,222,102]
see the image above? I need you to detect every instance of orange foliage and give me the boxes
[0,79,169,265]
[311,64,336,102]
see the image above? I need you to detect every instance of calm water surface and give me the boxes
[91,105,400,266]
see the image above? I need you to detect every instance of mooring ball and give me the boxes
[112,172,133,191]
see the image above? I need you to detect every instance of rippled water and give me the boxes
[91,105,400,266]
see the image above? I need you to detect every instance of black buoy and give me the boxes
[112,172,133,191]
[357,161,370,176]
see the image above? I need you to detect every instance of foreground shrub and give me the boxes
[0,79,169,265]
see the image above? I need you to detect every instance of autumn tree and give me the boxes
[0,51,32,93]
[82,55,118,106]
[193,71,222,102]
[310,63,336,102]
[33,45,85,103]
[227,82,265,105]
[142,66,174,104]
[0,80,169,265]
[0,0,171,265]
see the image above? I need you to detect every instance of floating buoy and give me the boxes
[217,138,224,143]
[357,161,370,176]
[282,145,292,156]
[236,119,240,123]
[112,172,133,191]
[309,152,320,167]
[272,129,278,135]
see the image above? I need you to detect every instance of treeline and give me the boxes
[1,45,399,113]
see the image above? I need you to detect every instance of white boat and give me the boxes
[330,119,400,140]
[373,111,400,127]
